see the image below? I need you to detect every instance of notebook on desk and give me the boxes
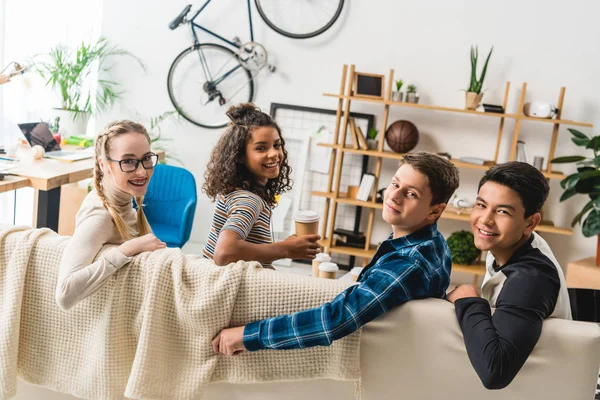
[18,122,93,162]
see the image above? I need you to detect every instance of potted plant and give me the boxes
[391,79,403,102]
[465,45,493,110]
[34,37,144,137]
[447,230,481,265]
[551,128,600,265]
[406,84,419,104]
[367,128,379,150]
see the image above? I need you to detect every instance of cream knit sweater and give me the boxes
[0,226,360,400]
[55,187,135,310]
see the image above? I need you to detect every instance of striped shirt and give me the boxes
[203,190,272,266]
[243,223,451,351]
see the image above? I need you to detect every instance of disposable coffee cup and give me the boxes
[319,261,339,279]
[312,253,331,277]
[294,210,320,236]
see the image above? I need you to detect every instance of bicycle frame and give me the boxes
[188,0,254,49]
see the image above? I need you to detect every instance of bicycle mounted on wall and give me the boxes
[167,0,344,128]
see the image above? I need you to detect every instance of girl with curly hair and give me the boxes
[55,120,166,310]
[202,103,320,267]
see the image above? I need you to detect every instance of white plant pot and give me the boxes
[52,109,91,138]
[391,92,404,102]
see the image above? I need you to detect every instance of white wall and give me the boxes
[90,0,600,267]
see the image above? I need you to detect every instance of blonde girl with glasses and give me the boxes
[55,120,166,310]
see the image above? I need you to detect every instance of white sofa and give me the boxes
[13,297,600,400]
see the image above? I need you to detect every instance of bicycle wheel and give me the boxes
[167,43,254,129]
[255,0,344,39]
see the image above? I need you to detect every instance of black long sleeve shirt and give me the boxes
[454,233,571,390]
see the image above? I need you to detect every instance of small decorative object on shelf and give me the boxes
[523,100,558,119]
[386,120,419,153]
[354,71,385,100]
[447,230,481,265]
[366,128,379,149]
[551,128,600,265]
[391,79,404,102]
[333,228,366,248]
[459,156,494,166]
[482,103,504,113]
[406,84,419,103]
[356,173,376,201]
[376,187,385,203]
[533,156,544,170]
[516,140,527,163]
[465,45,493,110]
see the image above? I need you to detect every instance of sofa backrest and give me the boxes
[360,298,600,400]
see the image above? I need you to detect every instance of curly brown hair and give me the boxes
[202,103,292,207]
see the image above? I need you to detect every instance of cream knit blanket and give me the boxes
[0,227,360,400]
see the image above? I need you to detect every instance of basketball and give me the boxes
[385,120,419,153]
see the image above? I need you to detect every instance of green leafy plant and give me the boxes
[551,128,600,237]
[406,84,417,93]
[447,230,481,265]
[467,45,493,94]
[144,110,183,165]
[367,128,379,140]
[34,37,145,118]
[395,79,403,92]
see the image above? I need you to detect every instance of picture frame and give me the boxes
[353,72,385,100]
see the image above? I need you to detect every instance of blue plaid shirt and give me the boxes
[243,223,452,351]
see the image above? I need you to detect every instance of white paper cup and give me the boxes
[319,261,339,279]
[294,210,320,236]
[312,253,332,277]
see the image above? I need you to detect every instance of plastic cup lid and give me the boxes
[315,253,331,262]
[294,210,319,223]
[318,261,339,272]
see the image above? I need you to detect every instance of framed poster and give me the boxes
[270,103,375,269]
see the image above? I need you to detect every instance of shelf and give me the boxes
[323,93,593,128]
[318,144,566,180]
[324,93,517,118]
[443,205,573,235]
[452,261,487,276]
[519,116,593,128]
[329,244,377,259]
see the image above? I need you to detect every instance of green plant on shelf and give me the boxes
[551,128,600,237]
[467,45,493,94]
[395,79,403,92]
[447,230,481,265]
[367,128,379,140]
[407,84,417,93]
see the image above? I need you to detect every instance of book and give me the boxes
[356,173,376,201]
[355,125,369,150]
[348,118,359,149]
[459,157,494,166]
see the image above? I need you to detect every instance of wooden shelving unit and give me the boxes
[317,64,592,278]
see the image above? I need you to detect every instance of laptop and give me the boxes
[18,122,93,162]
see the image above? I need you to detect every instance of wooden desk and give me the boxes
[2,149,165,231]
[566,257,600,290]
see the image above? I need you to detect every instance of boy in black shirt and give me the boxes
[447,162,571,389]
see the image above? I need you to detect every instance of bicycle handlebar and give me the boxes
[169,4,192,30]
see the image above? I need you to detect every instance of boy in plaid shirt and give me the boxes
[213,152,460,355]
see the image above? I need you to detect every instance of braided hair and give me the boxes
[93,120,152,240]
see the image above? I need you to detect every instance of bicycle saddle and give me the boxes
[169,4,192,30]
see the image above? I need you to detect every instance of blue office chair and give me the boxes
[140,164,197,248]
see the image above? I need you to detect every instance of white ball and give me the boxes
[31,145,45,160]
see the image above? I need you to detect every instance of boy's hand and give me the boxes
[212,326,247,356]
[446,284,479,303]
[283,234,321,259]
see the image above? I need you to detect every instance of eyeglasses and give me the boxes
[107,153,158,172]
